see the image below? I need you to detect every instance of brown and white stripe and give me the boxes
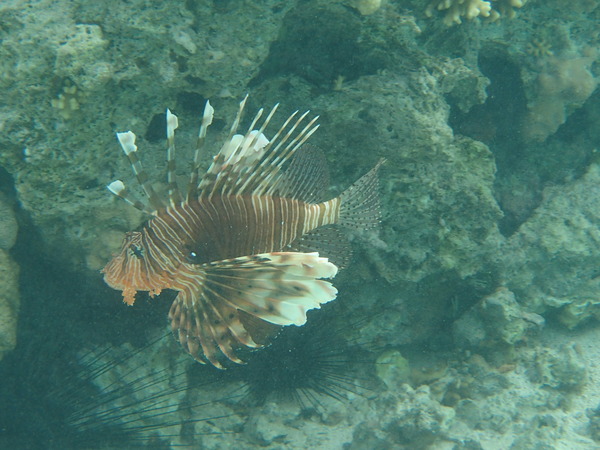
[140,195,342,269]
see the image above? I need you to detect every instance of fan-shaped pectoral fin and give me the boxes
[168,252,338,368]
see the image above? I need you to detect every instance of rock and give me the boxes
[391,385,455,445]
[453,287,539,350]
[502,164,600,328]
[532,344,587,391]
[376,349,411,389]
[0,249,19,361]
[0,192,17,250]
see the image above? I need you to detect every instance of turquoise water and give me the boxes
[1,0,600,448]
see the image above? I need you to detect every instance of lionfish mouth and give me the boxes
[102,95,383,368]
[102,231,172,305]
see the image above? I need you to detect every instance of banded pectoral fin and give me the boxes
[168,252,338,368]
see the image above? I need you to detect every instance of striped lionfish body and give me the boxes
[102,97,382,368]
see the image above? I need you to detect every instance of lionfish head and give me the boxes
[102,231,170,306]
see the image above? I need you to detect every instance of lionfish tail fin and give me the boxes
[168,252,338,368]
[339,158,385,231]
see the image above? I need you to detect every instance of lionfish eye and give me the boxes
[129,244,144,259]
[187,250,201,263]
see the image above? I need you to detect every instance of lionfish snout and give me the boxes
[102,231,170,306]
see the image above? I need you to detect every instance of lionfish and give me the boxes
[102,96,382,368]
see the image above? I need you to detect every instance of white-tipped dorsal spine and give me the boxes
[111,98,321,213]
[262,116,320,196]
[115,131,164,212]
[237,110,320,197]
[116,131,137,155]
[107,180,125,196]
[166,108,179,138]
[222,105,276,196]
[187,101,215,200]
[229,95,248,138]
[106,179,152,213]
[198,95,252,199]
[166,109,182,206]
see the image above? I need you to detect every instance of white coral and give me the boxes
[426,0,493,25]
[425,0,527,25]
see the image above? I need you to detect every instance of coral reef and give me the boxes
[309,66,501,284]
[343,385,457,448]
[53,24,111,92]
[2,0,600,447]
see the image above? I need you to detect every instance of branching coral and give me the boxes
[495,0,527,19]
[425,0,527,26]
[426,0,493,25]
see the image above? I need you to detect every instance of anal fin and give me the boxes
[238,310,281,346]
